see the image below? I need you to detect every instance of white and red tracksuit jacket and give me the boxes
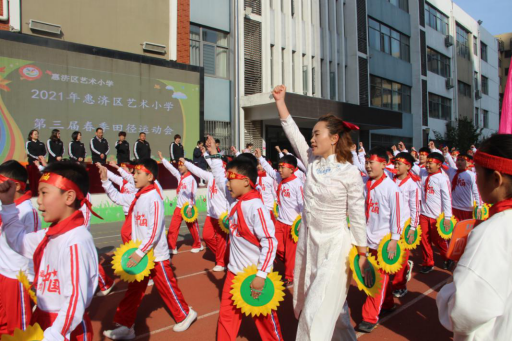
[256,172,277,212]
[162,158,197,209]
[0,197,40,281]
[259,157,304,225]
[184,160,228,219]
[101,181,169,262]
[443,153,482,211]
[393,175,421,230]
[0,205,98,341]
[419,169,453,219]
[278,152,307,183]
[364,175,404,249]
[104,171,137,215]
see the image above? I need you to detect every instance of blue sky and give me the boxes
[453,0,512,35]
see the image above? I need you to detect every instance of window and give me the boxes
[292,51,296,92]
[458,81,471,97]
[312,57,316,95]
[428,93,452,120]
[427,48,451,77]
[291,0,295,16]
[282,48,285,85]
[387,0,408,12]
[475,107,479,126]
[270,45,274,88]
[370,75,411,112]
[456,24,470,60]
[481,76,489,95]
[330,62,336,100]
[506,68,510,76]
[303,55,308,95]
[368,18,410,62]
[189,24,229,78]
[473,36,478,56]
[481,42,488,62]
[483,110,489,128]
[425,2,449,35]
[505,50,512,58]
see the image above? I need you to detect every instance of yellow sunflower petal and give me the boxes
[1,323,44,341]
[436,213,457,240]
[273,202,279,219]
[290,215,301,243]
[377,233,405,274]
[218,212,231,235]
[16,270,37,304]
[348,246,382,297]
[112,240,155,283]
[181,202,199,223]
[401,219,422,250]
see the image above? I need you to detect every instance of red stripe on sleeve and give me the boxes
[61,244,79,337]
[141,201,159,252]
[257,208,273,271]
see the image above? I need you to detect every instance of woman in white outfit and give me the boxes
[272,85,369,341]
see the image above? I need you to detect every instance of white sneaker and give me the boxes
[173,309,197,332]
[406,260,414,282]
[190,245,204,254]
[171,248,178,255]
[103,324,135,340]
[148,279,154,287]
[212,265,226,272]
[96,282,115,297]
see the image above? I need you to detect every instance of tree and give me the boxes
[433,117,483,151]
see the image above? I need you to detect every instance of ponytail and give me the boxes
[317,113,355,164]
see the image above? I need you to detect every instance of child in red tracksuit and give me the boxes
[0,161,40,335]
[158,152,202,254]
[99,159,196,340]
[358,147,404,333]
[207,137,283,341]
[418,152,453,274]
[258,151,303,286]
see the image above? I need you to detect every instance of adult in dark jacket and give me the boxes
[90,127,110,164]
[193,141,207,170]
[47,129,65,163]
[134,132,151,160]
[26,129,47,164]
[69,131,86,164]
[169,134,184,162]
[115,131,130,164]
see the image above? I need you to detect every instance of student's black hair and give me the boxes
[279,154,298,168]
[71,131,81,142]
[174,134,181,140]
[477,134,512,186]
[139,132,146,136]
[428,152,445,164]
[197,140,203,145]
[419,147,431,154]
[215,139,221,144]
[118,131,127,137]
[226,158,258,186]
[246,143,254,148]
[458,153,473,161]
[42,161,89,209]
[96,127,103,133]
[0,160,28,184]
[368,146,388,162]
[27,129,38,141]
[138,158,159,180]
[236,153,258,168]
[395,152,415,166]
[50,129,61,142]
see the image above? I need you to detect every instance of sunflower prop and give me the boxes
[347,216,351,228]
[218,211,231,235]
[181,202,199,223]
[377,234,405,274]
[16,270,37,304]
[1,323,44,341]
[230,265,285,317]
[290,215,301,243]
[401,219,422,250]
[436,213,457,240]
[112,240,155,282]
[473,203,491,221]
[273,201,279,219]
[348,247,382,297]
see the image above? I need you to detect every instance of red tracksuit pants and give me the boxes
[419,215,449,267]
[114,259,190,327]
[98,263,114,292]
[274,221,297,282]
[0,274,32,335]
[217,271,283,341]
[32,307,92,341]
[202,216,229,267]
[361,249,395,324]
[452,208,473,221]
[167,207,202,250]
[392,249,410,290]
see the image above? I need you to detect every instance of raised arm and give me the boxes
[257,154,280,182]
[183,159,211,183]
[158,151,181,180]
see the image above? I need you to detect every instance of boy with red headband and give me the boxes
[100,159,196,340]
[205,137,282,341]
[179,157,229,272]
[437,134,512,340]
[0,161,98,340]
[391,153,420,298]
[158,152,202,254]
[257,151,304,286]
[358,147,404,333]
[418,152,453,274]
[0,161,40,335]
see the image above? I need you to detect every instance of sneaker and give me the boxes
[393,289,408,298]
[103,324,135,340]
[190,245,204,254]
[443,260,454,270]
[171,248,178,255]
[96,282,115,297]
[406,260,414,282]
[212,265,226,272]
[148,279,154,286]
[173,309,198,332]
[381,304,397,315]
[420,266,434,274]
[357,321,377,333]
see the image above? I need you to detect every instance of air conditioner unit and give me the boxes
[445,35,454,47]
[446,77,454,89]
[29,20,61,35]
[142,42,166,55]
[475,90,482,99]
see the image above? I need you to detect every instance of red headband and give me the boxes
[427,158,443,165]
[474,151,512,176]
[135,164,153,176]
[420,152,429,156]
[367,155,387,163]
[226,170,256,189]
[39,173,103,219]
[452,151,460,155]
[0,174,27,191]
[279,163,296,170]
[120,163,135,169]
[178,161,185,166]
[394,157,411,166]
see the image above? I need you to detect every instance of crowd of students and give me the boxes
[0,84,510,340]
